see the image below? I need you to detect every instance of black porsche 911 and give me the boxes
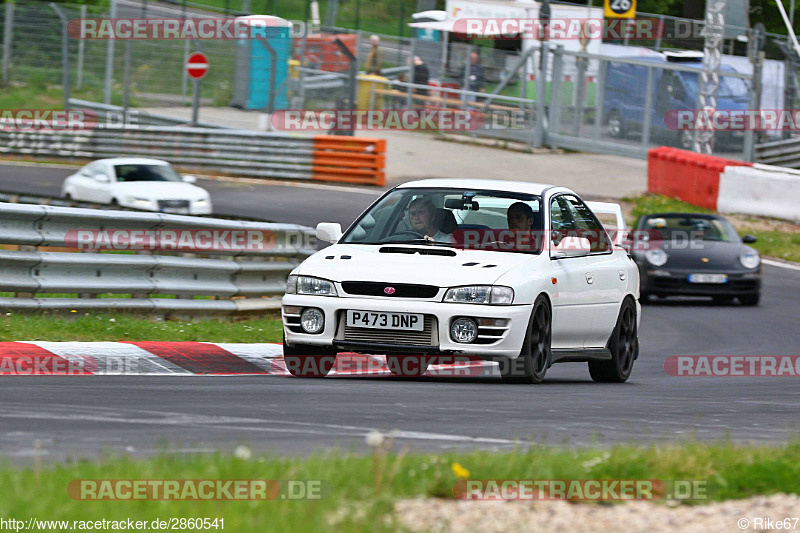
[629,213,761,305]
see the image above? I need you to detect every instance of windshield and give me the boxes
[342,188,544,253]
[640,215,740,242]
[681,72,748,99]
[114,164,183,182]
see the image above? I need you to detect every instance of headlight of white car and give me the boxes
[443,286,514,305]
[285,275,337,296]
[193,199,210,207]
[739,249,760,269]
[645,249,668,266]
[127,197,154,208]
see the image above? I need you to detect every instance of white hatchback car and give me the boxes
[281,179,640,384]
[62,158,212,215]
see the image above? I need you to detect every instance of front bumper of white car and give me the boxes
[281,294,533,360]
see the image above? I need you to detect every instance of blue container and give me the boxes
[232,16,292,111]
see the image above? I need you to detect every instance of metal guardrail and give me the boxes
[0,203,316,315]
[68,98,231,130]
[0,126,317,180]
[754,137,800,168]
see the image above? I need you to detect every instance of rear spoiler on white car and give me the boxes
[585,201,628,247]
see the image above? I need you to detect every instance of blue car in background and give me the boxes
[603,54,750,150]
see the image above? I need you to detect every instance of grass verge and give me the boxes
[1,441,799,532]
[0,313,284,343]
[623,194,800,263]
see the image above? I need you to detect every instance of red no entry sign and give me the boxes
[186,52,209,80]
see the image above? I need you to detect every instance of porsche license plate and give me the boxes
[346,310,424,331]
[688,273,728,284]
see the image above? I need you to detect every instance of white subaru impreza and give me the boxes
[281,179,640,384]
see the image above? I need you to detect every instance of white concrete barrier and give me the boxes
[718,165,800,223]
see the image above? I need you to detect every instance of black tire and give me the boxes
[738,293,760,306]
[283,335,337,378]
[607,110,624,138]
[589,298,638,383]
[501,295,551,384]
[386,355,430,377]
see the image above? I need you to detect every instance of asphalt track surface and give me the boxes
[0,263,798,462]
[1,163,799,461]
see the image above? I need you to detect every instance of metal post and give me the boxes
[191,78,201,126]
[573,55,587,137]
[407,38,416,109]
[355,0,361,31]
[547,45,564,141]
[399,3,405,38]
[743,53,763,161]
[2,2,14,85]
[533,44,549,147]
[256,36,278,114]
[641,66,654,147]
[654,14,665,51]
[104,0,117,105]
[333,37,357,135]
[592,59,607,141]
[50,3,70,112]
[76,5,86,89]
[182,39,190,101]
[122,39,132,126]
[297,30,308,107]
[461,45,472,109]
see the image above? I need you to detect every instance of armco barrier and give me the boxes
[0,203,317,315]
[718,165,800,223]
[647,147,752,210]
[0,127,386,186]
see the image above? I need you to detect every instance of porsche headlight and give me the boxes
[645,249,668,266]
[443,285,514,305]
[739,249,760,269]
[287,276,338,296]
[193,199,209,207]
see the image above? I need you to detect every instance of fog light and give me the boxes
[451,318,478,344]
[300,308,324,334]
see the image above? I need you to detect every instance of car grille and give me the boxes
[652,277,758,292]
[340,281,439,298]
[338,314,437,346]
[158,200,190,209]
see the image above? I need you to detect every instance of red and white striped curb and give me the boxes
[0,342,496,377]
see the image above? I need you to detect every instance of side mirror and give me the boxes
[742,234,757,244]
[552,236,591,258]
[316,222,343,244]
[94,174,110,183]
[182,175,197,184]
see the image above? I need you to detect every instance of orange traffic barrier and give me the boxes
[647,147,751,210]
[311,136,386,186]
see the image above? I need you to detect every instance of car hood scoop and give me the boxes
[378,246,457,257]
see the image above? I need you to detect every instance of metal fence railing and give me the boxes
[0,202,316,314]
[754,136,800,168]
[0,126,317,180]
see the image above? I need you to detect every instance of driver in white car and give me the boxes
[408,197,453,243]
